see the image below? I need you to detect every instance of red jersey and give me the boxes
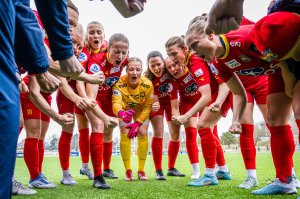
[214,25,279,83]
[151,71,173,106]
[169,68,201,104]
[87,52,127,98]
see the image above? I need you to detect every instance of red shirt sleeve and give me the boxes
[168,79,179,100]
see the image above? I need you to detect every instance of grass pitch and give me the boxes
[13,152,300,199]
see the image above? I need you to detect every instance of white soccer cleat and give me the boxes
[191,169,200,180]
[61,174,77,186]
[12,180,37,195]
[28,174,57,189]
[238,176,259,189]
[292,174,300,189]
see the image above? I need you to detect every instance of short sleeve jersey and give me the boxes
[87,52,128,98]
[214,25,279,83]
[112,76,154,123]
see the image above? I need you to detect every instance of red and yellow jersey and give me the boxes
[87,52,128,98]
[168,68,201,103]
[213,25,279,83]
[78,40,108,71]
[112,76,154,123]
[151,71,173,106]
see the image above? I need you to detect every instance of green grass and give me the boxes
[14,152,300,199]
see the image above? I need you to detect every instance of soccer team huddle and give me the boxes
[14,0,300,196]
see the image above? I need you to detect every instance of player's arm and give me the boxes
[109,0,146,18]
[28,75,74,127]
[112,84,124,116]
[209,83,230,112]
[136,85,154,123]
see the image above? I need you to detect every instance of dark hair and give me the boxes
[67,0,79,15]
[165,36,186,49]
[188,13,208,28]
[145,51,164,80]
[109,33,129,47]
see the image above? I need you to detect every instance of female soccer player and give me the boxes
[112,57,154,181]
[185,15,297,195]
[145,51,185,180]
[85,33,130,189]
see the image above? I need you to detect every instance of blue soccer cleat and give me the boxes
[216,170,232,180]
[188,174,218,187]
[252,178,297,195]
[28,173,57,189]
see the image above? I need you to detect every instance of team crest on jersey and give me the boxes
[105,76,119,86]
[110,66,121,74]
[158,83,173,93]
[194,69,204,78]
[225,59,241,69]
[239,54,251,63]
[160,74,168,82]
[208,63,218,75]
[185,82,198,92]
[236,67,264,76]
[113,90,121,96]
[183,74,193,84]
[78,53,88,62]
[90,64,100,73]
[262,48,278,62]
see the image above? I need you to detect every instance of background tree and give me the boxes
[221,132,237,148]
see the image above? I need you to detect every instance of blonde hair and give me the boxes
[74,23,84,39]
[109,33,129,48]
[186,13,208,37]
[128,57,142,66]
[165,36,186,49]
[84,21,104,48]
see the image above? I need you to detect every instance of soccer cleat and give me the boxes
[238,176,259,189]
[28,173,57,189]
[216,170,232,180]
[103,169,118,179]
[251,178,297,195]
[191,169,200,180]
[12,180,37,195]
[155,170,166,180]
[167,168,186,177]
[93,175,111,189]
[125,169,134,181]
[61,174,77,186]
[80,168,94,180]
[188,174,218,187]
[292,174,300,189]
[138,171,149,181]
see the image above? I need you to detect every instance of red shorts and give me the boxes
[150,102,172,121]
[74,105,85,115]
[56,90,75,114]
[209,92,232,117]
[268,69,285,95]
[96,95,114,117]
[20,92,52,122]
[180,100,198,118]
[239,76,268,104]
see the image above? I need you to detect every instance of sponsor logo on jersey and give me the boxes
[225,59,241,69]
[239,54,251,63]
[105,76,119,87]
[262,48,278,62]
[230,41,241,47]
[110,66,121,74]
[90,64,100,73]
[140,83,150,89]
[118,83,127,88]
[185,82,198,92]
[194,68,204,77]
[78,53,88,62]
[236,67,264,76]
[160,74,168,82]
[208,63,218,75]
[158,83,172,93]
[183,74,193,84]
[100,60,106,67]
[113,89,120,96]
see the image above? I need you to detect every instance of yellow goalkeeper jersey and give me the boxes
[112,75,154,123]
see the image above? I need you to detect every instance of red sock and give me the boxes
[240,124,256,169]
[79,128,90,164]
[168,141,180,170]
[269,125,295,183]
[296,120,300,143]
[103,142,113,170]
[185,127,199,164]
[213,126,226,166]
[90,133,103,178]
[198,128,216,168]
[58,131,73,171]
[152,137,163,170]
[38,140,44,172]
[24,138,39,179]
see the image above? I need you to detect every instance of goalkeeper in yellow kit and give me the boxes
[112,57,154,181]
